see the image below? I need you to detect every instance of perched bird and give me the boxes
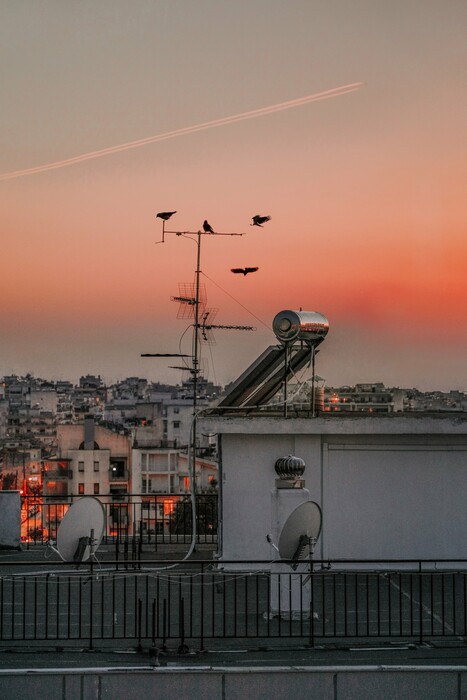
[156,211,177,221]
[251,214,271,227]
[231,266,259,276]
[203,220,214,233]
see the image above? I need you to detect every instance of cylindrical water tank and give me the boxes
[272,310,329,345]
[315,386,325,412]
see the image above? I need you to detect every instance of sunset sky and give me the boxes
[1,1,466,390]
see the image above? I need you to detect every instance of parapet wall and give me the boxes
[1,665,467,700]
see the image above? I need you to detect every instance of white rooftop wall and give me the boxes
[201,415,467,564]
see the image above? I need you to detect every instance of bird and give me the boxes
[231,266,259,276]
[203,220,214,233]
[251,214,271,227]
[156,211,176,221]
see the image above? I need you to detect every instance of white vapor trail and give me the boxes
[0,83,363,181]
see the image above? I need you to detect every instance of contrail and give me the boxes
[0,82,363,181]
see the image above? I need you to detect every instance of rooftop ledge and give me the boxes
[200,412,467,436]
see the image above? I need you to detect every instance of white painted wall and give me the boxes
[202,415,467,565]
[323,444,467,560]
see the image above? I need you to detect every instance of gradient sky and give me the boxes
[1,1,466,391]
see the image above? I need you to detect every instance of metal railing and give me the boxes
[1,559,467,650]
[20,493,218,548]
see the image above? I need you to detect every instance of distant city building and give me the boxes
[55,417,133,498]
[1,372,465,518]
[320,383,467,414]
[324,383,396,413]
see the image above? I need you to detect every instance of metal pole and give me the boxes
[22,451,26,494]
[311,346,316,417]
[191,231,202,491]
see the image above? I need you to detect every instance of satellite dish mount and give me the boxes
[47,497,105,567]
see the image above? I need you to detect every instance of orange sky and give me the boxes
[1,1,466,390]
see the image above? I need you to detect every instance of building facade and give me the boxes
[202,413,467,564]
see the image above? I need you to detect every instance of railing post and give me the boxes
[162,598,168,652]
[178,597,189,654]
[309,571,315,648]
[155,495,159,553]
[151,599,156,647]
[200,562,205,651]
[138,519,143,569]
[137,598,143,651]
[89,564,94,651]
[418,562,423,645]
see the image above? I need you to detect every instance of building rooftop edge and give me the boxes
[200,412,467,435]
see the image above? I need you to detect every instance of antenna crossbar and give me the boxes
[164,229,245,237]
[168,366,196,372]
[141,353,191,357]
[171,295,196,305]
[202,324,256,331]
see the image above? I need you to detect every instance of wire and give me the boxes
[207,342,218,387]
[266,361,311,408]
[178,324,193,371]
[200,272,270,330]
[108,406,204,574]
[0,556,282,585]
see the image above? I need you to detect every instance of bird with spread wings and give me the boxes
[231,266,259,276]
[251,214,271,227]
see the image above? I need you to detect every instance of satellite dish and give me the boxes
[56,497,105,563]
[278,501,322,567]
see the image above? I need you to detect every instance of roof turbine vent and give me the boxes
[275,455,306,480]
[274,455,306,488]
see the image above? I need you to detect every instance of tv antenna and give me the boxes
[143,213,256,485]
[172,293,255,346]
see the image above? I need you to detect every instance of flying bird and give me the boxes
[251,215,271,227]
[231,267,259,276]
[156,211,177,220]
[203,220,214,233]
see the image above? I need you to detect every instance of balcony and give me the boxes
[109,467,128,482]
[42,464,71,480]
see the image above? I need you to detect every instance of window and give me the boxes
[173,421,180,430]
[78,483,84,494]
[93,461,99,472]
[78,461,84,472]
[93,483,99,494]
[110,459,126,478]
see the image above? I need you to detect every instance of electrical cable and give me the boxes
[200,272,269,330]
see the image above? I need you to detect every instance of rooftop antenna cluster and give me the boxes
[143,211,269,477]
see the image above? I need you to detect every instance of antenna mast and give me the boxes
[144,213,254,489]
